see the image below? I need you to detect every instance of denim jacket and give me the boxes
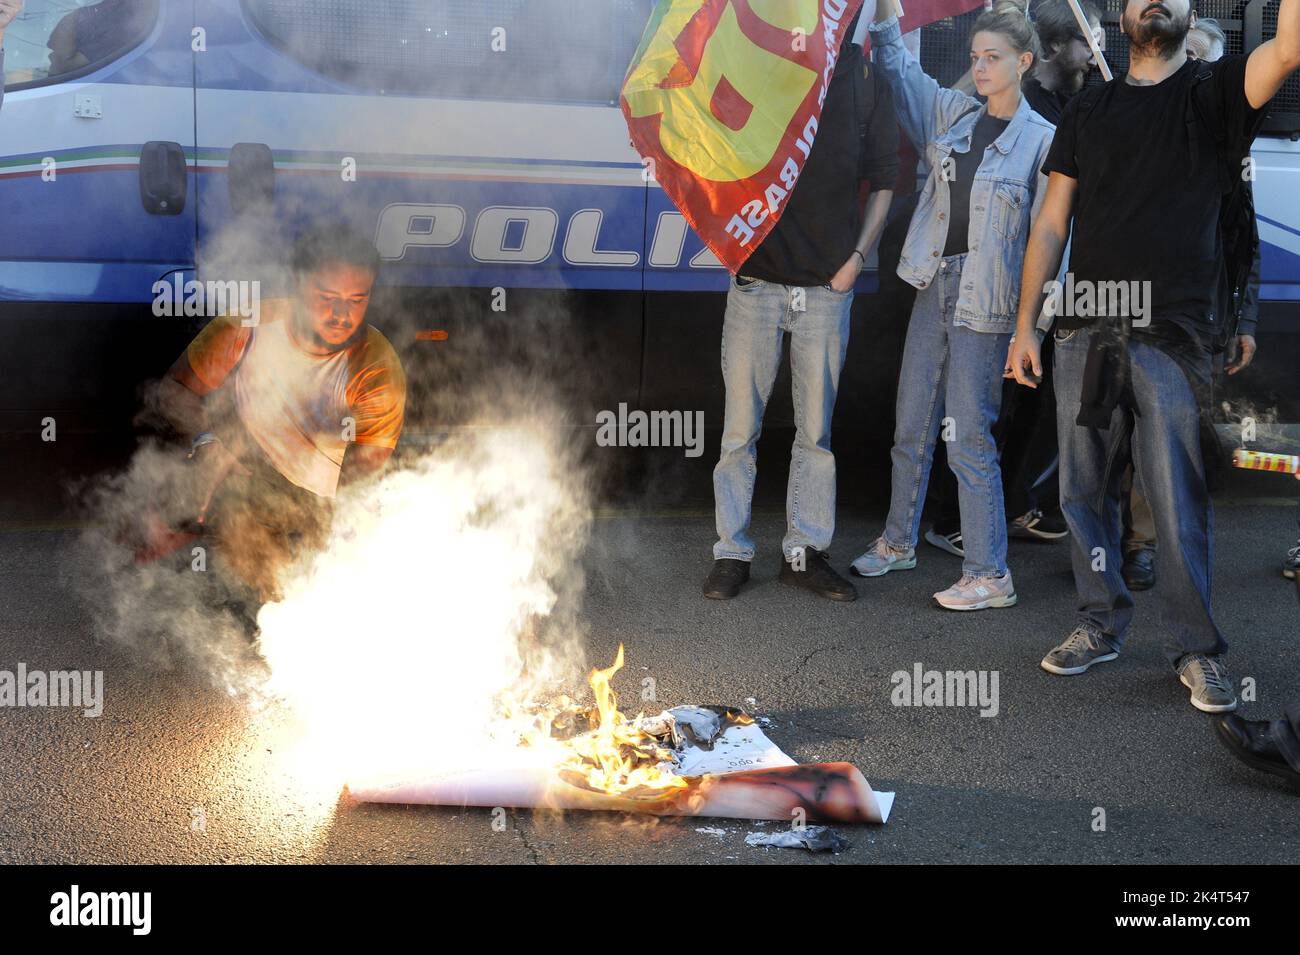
[870,15,1056,333]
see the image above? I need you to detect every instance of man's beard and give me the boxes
[292,307,368,352]
[1123,3,1191,60]
[310,321,367,352]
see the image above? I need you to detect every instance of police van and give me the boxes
[1,0,1296,441]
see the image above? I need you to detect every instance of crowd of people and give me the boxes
[2,0,1294,786]
[703,0,1300,784]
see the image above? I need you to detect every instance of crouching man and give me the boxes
[155,227,406,606]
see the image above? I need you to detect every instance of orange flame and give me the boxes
[558,645,687,795]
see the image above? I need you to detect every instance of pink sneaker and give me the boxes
[933,572,1017,611]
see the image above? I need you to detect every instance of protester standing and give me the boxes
[851,0,1055,612]
[1009,0,1297,712]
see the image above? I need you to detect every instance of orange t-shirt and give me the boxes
[186,299,405,498]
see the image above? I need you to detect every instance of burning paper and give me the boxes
[252,425,892,824]
[347,650,894,824]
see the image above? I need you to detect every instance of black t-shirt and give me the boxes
[741,22,900,287]
[1041,55,1266,347]
[1022,76,1071,125]
[943,112,1011,257]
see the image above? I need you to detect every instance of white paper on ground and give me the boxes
[671,720,796,776]
[672,718,895,824]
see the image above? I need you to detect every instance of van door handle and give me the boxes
[228,142,276,214]
[139,141,187,215]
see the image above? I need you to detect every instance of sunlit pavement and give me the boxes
[1,495,1297,864]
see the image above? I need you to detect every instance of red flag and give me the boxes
[894,0,988,36]
[622,0,867,274]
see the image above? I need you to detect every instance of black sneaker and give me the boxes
[779,547,857,602]
[1213,714,1300,787]
[1040,624,1119,675]
[1122,548,1156,591]
[1009,507,1069,540]
[1284,540,1299,580]
[703,558,750,600]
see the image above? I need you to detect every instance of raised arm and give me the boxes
[869,1,980,153]
[1245,0,1300,108]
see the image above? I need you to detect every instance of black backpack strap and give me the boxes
[1186,60,1238,192]
[1186,60,1259,347]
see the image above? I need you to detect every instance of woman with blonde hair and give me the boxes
[852,0,1056,610]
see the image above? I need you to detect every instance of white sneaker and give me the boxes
[850,537,917,577]
[933,572,1017,611]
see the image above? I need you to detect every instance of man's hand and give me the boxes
[0,0,22,41]
[1225,334,1257,375]
[829,251,863,293]
[1006,335,1043,388]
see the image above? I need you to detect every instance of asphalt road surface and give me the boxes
[1,480,1297,864]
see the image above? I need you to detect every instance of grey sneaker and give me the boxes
[850,537,917,578]
[1040,625,1119,676]
[1177,654,1238,713]
[933,572,1017,611]
[924,527,965,557]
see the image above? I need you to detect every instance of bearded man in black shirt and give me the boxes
[1008,0,1295,713]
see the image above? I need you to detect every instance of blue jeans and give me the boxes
[1053,327,1228,666]
[882,253,1011,578]
[713,276,852,561]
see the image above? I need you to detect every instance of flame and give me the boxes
[251,426,687,800]
[558,645,687,795]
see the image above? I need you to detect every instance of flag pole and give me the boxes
[1066,0,1113,82]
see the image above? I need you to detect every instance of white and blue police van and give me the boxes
[0,0,1296,442]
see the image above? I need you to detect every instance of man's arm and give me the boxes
[830,188,894,291]
[830,64,899,292]
[340,346,405,486]
[1245,0,1300,109]
[1007,172,1078,387]
[1226,239,1262,375]
[156,317,247,438]
[153,321,252,517]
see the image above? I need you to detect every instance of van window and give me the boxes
[1,0,156,88]
[242,0,648,104]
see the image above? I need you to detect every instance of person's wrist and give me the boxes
[188,432,221,460]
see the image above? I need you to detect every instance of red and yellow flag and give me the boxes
[621,0,867,274]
